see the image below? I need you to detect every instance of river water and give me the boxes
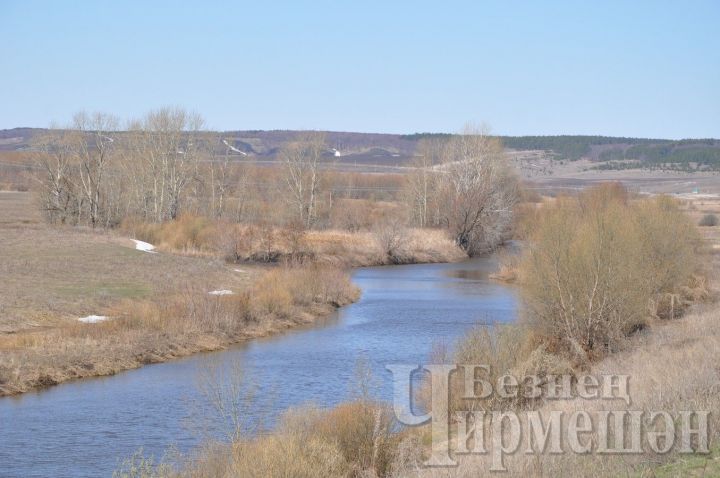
[0,257,517,477]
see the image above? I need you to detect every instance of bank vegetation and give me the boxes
[118,185,718,477]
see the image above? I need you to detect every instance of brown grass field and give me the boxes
[0,192,361,395]
[0,190,462,396]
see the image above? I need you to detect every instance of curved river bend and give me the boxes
[0,257,517,478]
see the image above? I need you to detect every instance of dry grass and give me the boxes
[0,264,358,396]
[518,185,704,361]
[0,193,251,334]
[0,192,359,395]
[115,400,413,478]
[414,305,720,477]
[113,303,720,478]
[121,214,466,267]
[109,186,720,478]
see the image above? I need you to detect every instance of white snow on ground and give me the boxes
[676,193,720,200]
[209,290,234,296]
[132,239,156,253]
[78,315,109,323]
[223,139,248,155]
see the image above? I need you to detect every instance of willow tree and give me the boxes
[436,126,518,255]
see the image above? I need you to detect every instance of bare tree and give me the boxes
[31,128,78,224]
[436,125,518,255]
[32,113,119,227]
[279,132,326,228]
[70,112,119,227]
[373,218,410,263]
[404,137,444,227]
[208,137,235,218]
[120,107,205,222]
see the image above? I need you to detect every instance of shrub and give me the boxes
[372,219,410,263]
[119,214,218,253]
[518,184,701,360]
[248,265,359,320]
[699,213,719,226]
[277,401,401,477]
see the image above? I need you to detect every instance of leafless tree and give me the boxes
[31,128,78,224]
[120,107,205,222]
[32,113,119,227]
[404,137,444,227]
[436,125,518,255]
[279,132,326,228]
[373,218,410,263]
[208,137,235,218]
[70,112,119,227]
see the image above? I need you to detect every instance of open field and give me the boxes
[0,191,256,334]
[0,190,466,396]
[0,192,361,396]
[516,156,720,195]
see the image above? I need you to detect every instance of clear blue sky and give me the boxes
[1,1,718,138]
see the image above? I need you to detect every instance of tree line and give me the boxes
[33,110,518,256]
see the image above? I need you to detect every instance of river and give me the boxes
[0,256,517,478]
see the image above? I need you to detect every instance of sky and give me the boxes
[1,1,718,138]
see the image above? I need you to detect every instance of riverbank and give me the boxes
[1,252,517,478]
[120,214,467,267]
[0,264,359,397]
[129,187,718,478]
[0,192,465,396]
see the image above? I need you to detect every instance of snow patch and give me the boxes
[132,239,156,253]
[677,193,719,200]
[209,289,234,296]
[78,315,109,323]
[223,139,248,156]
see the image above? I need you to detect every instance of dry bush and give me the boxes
[373,219,411,263]
[418,307,720,478]
[427,324,574,415]
[123,401,407,478]
[250,264,358,318]
[117,207,464,267]
[449,325,534,412]
[281,401,402,477]
[488,248,520,283]
[228,433,349,478]
[634,195,702,298]
[120,214,219,254]
[329,199,401,232]
[519,186,543,204]
[518,184,703,361]
[699,213,719,227]
[204,401,403,478]
[510,201,542,241]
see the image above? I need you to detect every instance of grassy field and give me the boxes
[0,192,359,396]
[0,188,467,396]
[0,191,256,334]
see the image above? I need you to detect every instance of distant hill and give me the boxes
[2,128,719,171]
